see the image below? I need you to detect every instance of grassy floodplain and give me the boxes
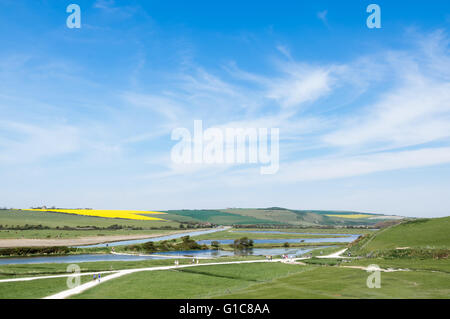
[0,274,98,299]
[0,256,265,279]
[69,262,449,299]
[72,263,310,299]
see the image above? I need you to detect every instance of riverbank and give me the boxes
[0,228,211,248]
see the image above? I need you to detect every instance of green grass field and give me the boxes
[0,209,183,240]
[71,263,310,299]
[0,274,95,299]
[216,266,449,299]
[161,208,394,226]
[0,228,185,240]
[350,217,450,256]
[163,210,280,225]
[68,262,449,299]
[0,210,179,229]
[0,256,265,279]
[219,208,389,226]
[0,215,447,299]
[345,257,450,273]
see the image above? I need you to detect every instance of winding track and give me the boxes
[43,248,351,299]
[0,248,354,299]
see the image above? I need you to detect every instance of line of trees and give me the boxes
[0,246,70,256]
[127,236,208,253]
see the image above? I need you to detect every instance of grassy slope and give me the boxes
[165,208,394,226]
[163,210,278,225]
[217,267,450,299]
[351,217,450,255]
[220,209,305,225]
[0,210,178,228]
[346,258,450,273]
[0,210,180,239]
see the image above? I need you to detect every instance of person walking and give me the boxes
[98,273,101,282]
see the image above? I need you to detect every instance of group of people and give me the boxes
[92,273,101,282]
[174,257,200,267]
[265,255,273,261]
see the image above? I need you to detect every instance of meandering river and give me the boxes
[0,228,360,265]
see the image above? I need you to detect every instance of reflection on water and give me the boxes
[0,246,324,265]
[0,253,169,265]
[197,235,359,245]
[0,227,360,265]
[74,229,360,249]
[147,247,317,258]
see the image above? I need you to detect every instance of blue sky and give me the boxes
[0,0,450,217]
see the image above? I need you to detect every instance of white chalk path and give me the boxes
[317,248,351,258]
[44,248,356,299]
[0,247,363,299]
[0,270,119,283]
[43,258,289,299]
[0,247,351,285]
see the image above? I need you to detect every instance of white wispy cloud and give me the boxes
[317,10,328,26]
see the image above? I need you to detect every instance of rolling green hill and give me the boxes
[162,210,281,225]
[349,216,450,257]
[163,208,400,227]
[0,209,177,229]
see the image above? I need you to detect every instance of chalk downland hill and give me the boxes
[162,208,401,227]
[349,216,450,258]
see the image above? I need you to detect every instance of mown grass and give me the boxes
[0,255,265,279]
[345,257,450,273]
[70,261,450,299]
[71,263,311,299]
[218,266,450,299]
[0,274,95,299]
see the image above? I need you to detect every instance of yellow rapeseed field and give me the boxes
[24,209,166,221]
[325,214,371,219]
